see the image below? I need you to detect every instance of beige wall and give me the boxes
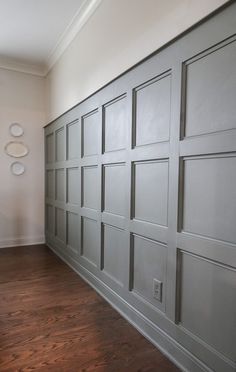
[0,68,45,247]
[46,0,228,122]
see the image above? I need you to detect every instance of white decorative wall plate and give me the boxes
[9,123,24,137]
[10,162,25,176]
[5,141,29,158]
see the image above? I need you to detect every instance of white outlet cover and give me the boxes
[153,278,162,302]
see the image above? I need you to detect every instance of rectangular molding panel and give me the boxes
[44,4,236,372]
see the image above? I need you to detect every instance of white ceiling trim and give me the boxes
[46,0,103,74]
[0,0,102,77]
[0,56,45,77]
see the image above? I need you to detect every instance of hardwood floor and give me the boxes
[0,245,180,372]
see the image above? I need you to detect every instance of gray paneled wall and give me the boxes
[45,3,236,372]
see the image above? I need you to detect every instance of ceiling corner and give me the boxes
[46,0,103,74]
[0,56,46,77]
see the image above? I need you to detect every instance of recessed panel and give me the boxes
[103,95,127,152]
[82,110,99,157]
[103,224,126,286]
[82,166,99,210]
[46,170,54,199]
[179,251,236,361]
[67,167,79,205]
[46,204,53,234]
[67,212,79,252]
[103,163,126,216]
[67,121,79,160]
[46,133,53,164]
[185,41,236,137]
[81,217,99,266]
[133,160,168,226]
[134,74,171,146]
[55,169,64,202]
[132,235,166,311]
[55,128,64,162]
[55,208,65,242]
[182,155,236,244]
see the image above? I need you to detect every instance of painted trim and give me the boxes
[0,236,45,249]
[47,242,214,372]
[0,56,45,77]
[46,0,103,73]
[0,0,103,77]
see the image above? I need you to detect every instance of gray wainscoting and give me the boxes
[45,3,236,371]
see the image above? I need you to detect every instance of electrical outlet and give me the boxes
[153,279,162,302]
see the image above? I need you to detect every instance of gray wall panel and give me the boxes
[55,169,65,202]
[67,212,79,252]
[67,167,79,205]
[184,39,236,138]
[103,163,126,216]
[82,110,99,157]
[102,224,126,286]
[46,170,54,199]
[103,95,127,153]
[45,4,236,371]
[134,73,171,147]
[81,217,99,266]
[55,127,65,162]
[67,121,79,160]
[132,160,169,227]
[182,155,236,244]
[82,166,99,210]
[131,234,167,312]
[55,207,65,242]
[179,251,236,361]
[46,204,53,234]
[46,133,54,164]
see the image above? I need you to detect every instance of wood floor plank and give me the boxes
[0,245,180,371]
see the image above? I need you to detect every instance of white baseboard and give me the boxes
[0,236,45,249]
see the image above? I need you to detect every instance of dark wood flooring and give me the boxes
[0,245,180,371]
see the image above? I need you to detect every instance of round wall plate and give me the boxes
[11,162,25,176]
[9,123,24,137]
[5,141,29,158]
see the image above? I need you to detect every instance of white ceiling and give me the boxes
[0,0,100,74]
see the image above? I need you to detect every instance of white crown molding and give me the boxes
[46,0,103,74]
[0,56,46,77]
[0,0,102,77]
